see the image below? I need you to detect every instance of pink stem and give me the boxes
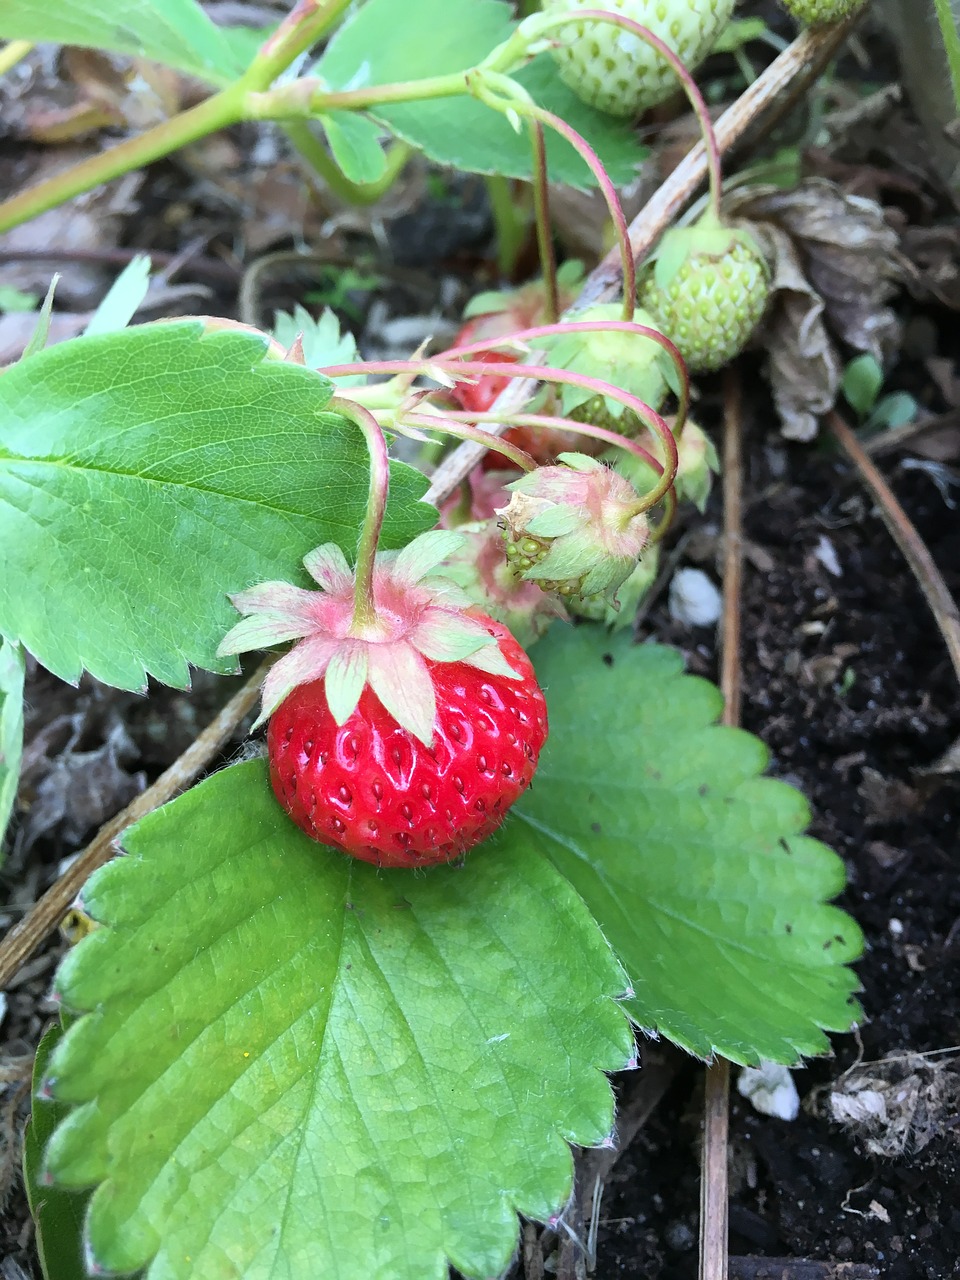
[400,413,537,472]
[321,357,680,506]
[524,101,636,318]
[458,409,663,477]
[539,9,724,220]
[432,318,690,435]
[329,396,390,634]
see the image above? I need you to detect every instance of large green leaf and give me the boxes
[0,322,435,690]
[0,0,244,85]
[314,0,645,188]
[43,761,633,1280]
[0,637,24,845]
[514,628,863,1064]
[23,1022,89,1280]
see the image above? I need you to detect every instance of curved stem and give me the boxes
[285,122,411,204]
[433,318,690,435]
[398,413,537,471]
[646,485,678,544]
[320,358,679,507]
[0,86,246,235]
[329,396,391,634]
[532,9,724,220]
[459,409,663,477]
[530,120,559,322]
[472,71,635,317]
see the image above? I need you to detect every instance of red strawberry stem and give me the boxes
[469,70,636,321]
[432,318,690,437]
[321,357,679,510]
[530,120,560,324]
[443,409,663,475]
[396,413,538,472]
[531,9,724,221]
[329,396,390,633]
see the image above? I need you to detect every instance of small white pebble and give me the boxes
[737,1061,800,1121]
[668,568,723,627]
[813,534,842,577]
[888,917,904,937]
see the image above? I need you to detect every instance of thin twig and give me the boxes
[719,373,745,729]
[699,370,745,1280]
[0,659,270,989]
[827,410,960,689]
[425,17,861,509]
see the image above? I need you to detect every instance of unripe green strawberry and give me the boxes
[542,303,675,432]
[541,0,735,118]
[779,0,867,26]
[637,218,771,373]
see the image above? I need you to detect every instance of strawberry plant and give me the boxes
[0,3,868,1278]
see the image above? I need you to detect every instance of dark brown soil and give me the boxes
[590,449,960,1280]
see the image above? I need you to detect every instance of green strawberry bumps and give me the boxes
[540,0,735,118]
[637,216,771,374]
[779,0,868,26]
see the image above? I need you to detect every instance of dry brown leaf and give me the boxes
[726,179,904,439]
[749,220,840,441]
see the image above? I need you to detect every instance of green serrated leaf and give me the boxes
[271,304,365,383]
[83,255,152,337]
[516,628,863,1065]
[314,0,645,188]
[0,0,243,84]
[0,321,435,690]
[23,1021,90,1280]
[0,637,24,847]
[321,111,389,185]
[44,760,632,1280]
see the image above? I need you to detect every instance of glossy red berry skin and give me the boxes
[451,350,519,415]
[267,618,548,868]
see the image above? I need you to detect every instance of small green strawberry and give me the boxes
[779,0,867,26]
[540,0,735,118]
[541,302,677,429]
[637,216,771,374]
[498,453,650,599]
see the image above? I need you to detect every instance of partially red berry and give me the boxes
[267,617,547,867]
[448,269,582,421]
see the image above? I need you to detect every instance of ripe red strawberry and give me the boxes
[219,532,548,868]
[268,618,545,867]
